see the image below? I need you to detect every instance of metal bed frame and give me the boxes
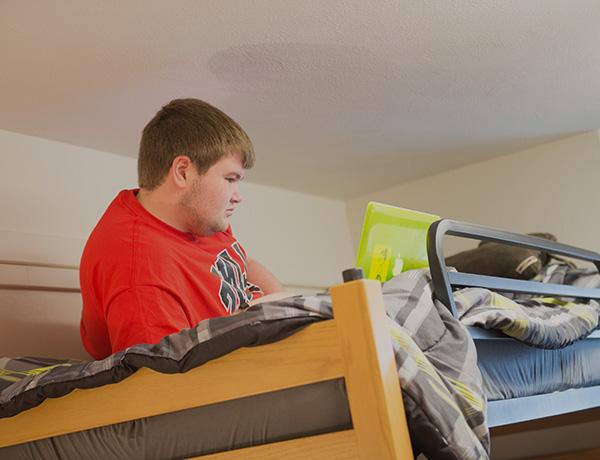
[427,219,600,427]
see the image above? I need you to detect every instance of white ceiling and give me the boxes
[2,1,600,199]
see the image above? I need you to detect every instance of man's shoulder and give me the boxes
[84,191,135,243]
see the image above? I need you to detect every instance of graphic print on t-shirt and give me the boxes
[210,244,253,313]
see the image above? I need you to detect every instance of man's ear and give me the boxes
[171,156,193,188]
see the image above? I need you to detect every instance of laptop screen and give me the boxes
[355,202,439,282]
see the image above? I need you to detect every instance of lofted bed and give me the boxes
[1,218,600,459]
[0,271,413,459]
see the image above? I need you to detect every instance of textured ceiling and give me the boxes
[2,1,600,199]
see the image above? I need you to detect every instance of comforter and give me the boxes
[2,263,598,459]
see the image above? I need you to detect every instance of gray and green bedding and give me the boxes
[455,262,600,402]
[0,271,489,460]
[455,262,600,348]
[2,263,599,460]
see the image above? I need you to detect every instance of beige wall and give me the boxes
[346,131,600,257]
[0,129,354,358]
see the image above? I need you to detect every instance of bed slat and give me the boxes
[195,429,359,459]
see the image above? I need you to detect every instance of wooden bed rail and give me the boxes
[0,259,80,293]
[0,259,324,293]
[0,277,413,459]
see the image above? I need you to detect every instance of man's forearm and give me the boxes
[247,258,283,295]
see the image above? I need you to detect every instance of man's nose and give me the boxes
[231,189,242,204]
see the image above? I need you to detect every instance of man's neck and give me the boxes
[136,188,189,234]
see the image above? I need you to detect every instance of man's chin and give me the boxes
[192,220,228,237]
[211,219,229,234]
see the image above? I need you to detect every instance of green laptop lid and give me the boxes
[356,202,440,282]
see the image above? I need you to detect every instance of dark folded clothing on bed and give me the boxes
[445,232,558,280]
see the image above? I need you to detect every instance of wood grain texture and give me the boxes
[0,278,414,459]
[195,430,359,459]
[330,278,413,460]
[0,320,343,447]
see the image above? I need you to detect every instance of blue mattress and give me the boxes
[472,328,600,401]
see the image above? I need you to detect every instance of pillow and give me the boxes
[445,232,557,280]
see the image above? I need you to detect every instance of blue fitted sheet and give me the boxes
[473,328,600,401]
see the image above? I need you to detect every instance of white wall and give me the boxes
[233,182,354,289]
[0,129,354,358]
[346,131,600,256]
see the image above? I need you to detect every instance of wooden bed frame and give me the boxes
[3,216,600,458]
[0,277,414,459]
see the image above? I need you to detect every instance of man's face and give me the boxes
[180,154,245,236]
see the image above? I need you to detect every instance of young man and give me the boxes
[80,98,282,360]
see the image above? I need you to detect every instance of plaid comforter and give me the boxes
[2,263,599,459]
[455,263,600,348]
[0,269,488,460]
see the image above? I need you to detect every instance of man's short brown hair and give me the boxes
[138,98,255,189]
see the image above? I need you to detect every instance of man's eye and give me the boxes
[226,177,236,183]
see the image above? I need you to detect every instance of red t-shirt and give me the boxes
[80,189,263,360]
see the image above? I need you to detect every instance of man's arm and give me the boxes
[104,286,188,356]
[247,258,283,295]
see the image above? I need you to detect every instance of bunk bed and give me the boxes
[1,218,599,459]
[0,273,413,459]
[427,219,600,429]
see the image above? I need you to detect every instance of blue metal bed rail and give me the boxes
[427,219,600,318]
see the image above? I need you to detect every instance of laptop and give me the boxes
[355,202,440,282]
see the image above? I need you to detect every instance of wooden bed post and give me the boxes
[330,277,413,460]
